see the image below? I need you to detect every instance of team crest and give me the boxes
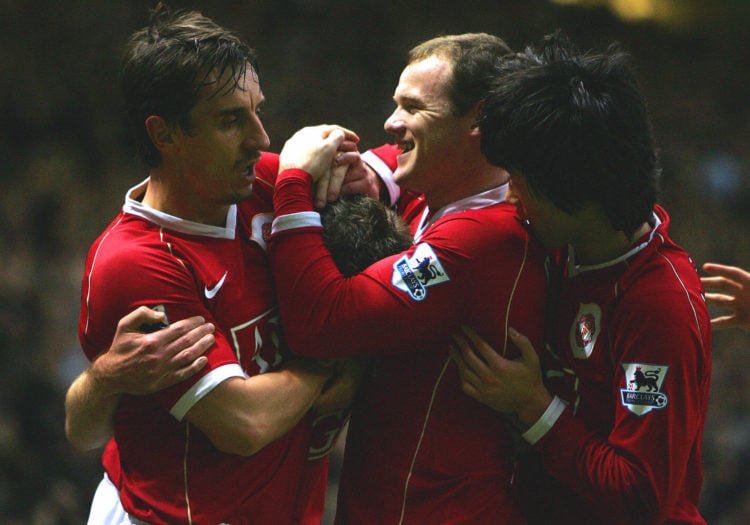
[569,303,601,359]
[391,243,450,301]
[620,362,669,415]
[249,212,274,250]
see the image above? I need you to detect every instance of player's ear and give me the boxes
[468,100,483,137]
[145,115,176,152]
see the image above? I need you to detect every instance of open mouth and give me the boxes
[398,140,415,153]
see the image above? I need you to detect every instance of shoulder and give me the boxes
[430,202,530,247]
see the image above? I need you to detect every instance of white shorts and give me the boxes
[87,473,150,525]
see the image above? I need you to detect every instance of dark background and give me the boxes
[2,0,750,523]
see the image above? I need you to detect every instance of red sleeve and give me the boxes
[533,284,710,523]
[79,233,239,410]
[269,170,546,358]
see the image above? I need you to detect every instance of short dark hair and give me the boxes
[408,33,512,116]
[480,31,659,238]
[320,194,413,277]
[120,3,258,167]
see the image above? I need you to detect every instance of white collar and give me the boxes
[123,178,238,239]
[414,183,509,242]
[567,212,661,277]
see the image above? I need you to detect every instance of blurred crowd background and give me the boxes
[2,0,749,523]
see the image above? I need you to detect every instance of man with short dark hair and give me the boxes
[452,32,711,524]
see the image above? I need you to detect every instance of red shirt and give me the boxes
[79,153,325,524]
[518,205,711,524]
[269,150,548,524]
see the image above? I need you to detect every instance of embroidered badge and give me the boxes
[620,362,669,415]
[391,243,450,301]
[250,212,274,250]
[569,303,601,359]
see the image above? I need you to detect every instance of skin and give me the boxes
[143,67,269,226]
[701,262,750,331]
[384,55,505,210]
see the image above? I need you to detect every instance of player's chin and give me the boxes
[228,185,254,203]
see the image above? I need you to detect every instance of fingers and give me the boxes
[313,169,332,209]
[701,276,741,295]
[711,315,739,330]
[119,306,166,333]
[507,327,539,366]
[459,325,502,365]
[702,262,750,282]
[704,292,735,309]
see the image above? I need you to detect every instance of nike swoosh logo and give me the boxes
[204,271,228,299]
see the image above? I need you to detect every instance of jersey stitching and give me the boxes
[84,216,125,335]
[398,356,451,525]
[655,239,704,342]
[184,423,193,524]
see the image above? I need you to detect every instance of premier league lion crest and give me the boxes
[391,243,450,301]
[620,363,669,415]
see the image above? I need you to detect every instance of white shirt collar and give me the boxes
[123,178,238,239]
[567,212,661,277]
[414,183,509,242]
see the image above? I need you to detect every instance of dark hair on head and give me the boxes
[408,33,513,116]
[120,2,258,167]
[320,193,413,277]
[480,31,659,238]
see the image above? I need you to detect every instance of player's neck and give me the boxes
[425,164,508,213]
[143,171,229,227]
[572,217,651,266]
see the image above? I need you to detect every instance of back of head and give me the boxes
[320,194,413,277]
[408,33,512,116]
[480,31,659,238]
[120,2,257,167]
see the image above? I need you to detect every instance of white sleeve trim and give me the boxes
[170,363,245,421]
[522,395,567,445]
[361,149,400,207]
[271,211,322,234]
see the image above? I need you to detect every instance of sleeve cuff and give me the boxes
[272,211,322,235]
[170,364,245,421]
[522,395,567,445]
[362,149,401,207]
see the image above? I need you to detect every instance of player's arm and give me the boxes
[701,262,750,330]
[183,358,333,456]
[65,307,215,450]
[452,299,708,522]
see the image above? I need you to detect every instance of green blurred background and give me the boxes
[2,0,750,522]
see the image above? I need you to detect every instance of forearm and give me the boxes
[530,406,658,522]
[187,361,330,456]
[64,368,120,451]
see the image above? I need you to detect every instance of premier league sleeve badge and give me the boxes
[620,362,669,415]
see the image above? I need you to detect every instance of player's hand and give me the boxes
[279,124,359,185]
[701,262,750,331]
[341,159,382,201]
[449,325,551,427]
[313,358,368,413]
[90,306,214,396]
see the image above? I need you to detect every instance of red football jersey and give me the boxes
[269,158,548,523]
[79,153,324,524]
[518,205,711,524]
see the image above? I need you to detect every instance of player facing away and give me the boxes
[269,33,548,524]
[451,32,711,524]
[68,5,363,524]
